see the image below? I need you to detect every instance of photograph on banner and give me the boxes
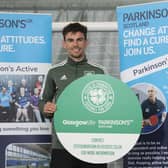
[131,83,167,134]
[5,143,51,168]
[0,74,47,123]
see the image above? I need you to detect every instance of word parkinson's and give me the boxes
[123,8,168,22]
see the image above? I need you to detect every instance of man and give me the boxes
[30,87,42,122]
[0,87,12,122]
[40,23,106,168]
[141,86,166,133]
[7,80,17,121]
[15,87,30,122]
[17,78,31,98]
[35,75,44,95]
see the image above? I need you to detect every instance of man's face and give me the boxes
[38,76,43,82]
[63,31,88,61]
[147,87,156,100]
[2,87,6,94]
[34,88,39,95]
[8,80,13,87]
[21,79,26,86]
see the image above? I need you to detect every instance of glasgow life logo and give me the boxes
[0,18,32,29]
[82,80,114,113]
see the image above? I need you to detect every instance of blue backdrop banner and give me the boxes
[0,13,52,168]
[117,1,168,167]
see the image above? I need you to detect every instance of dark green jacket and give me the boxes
[40,57,105,149]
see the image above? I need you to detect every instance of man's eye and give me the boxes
[77,38,84,42]
[66,39,73,42]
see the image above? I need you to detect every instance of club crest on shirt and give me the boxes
[145,108,150,113]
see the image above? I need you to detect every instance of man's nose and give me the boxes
[72,40,78,46]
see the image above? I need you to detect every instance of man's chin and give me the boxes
[69,55,84,62]
[70,54,83,59]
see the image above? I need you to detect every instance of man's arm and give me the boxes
[39,70,57,118]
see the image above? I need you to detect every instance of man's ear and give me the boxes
[85,40,89,47]
[62,40,66,49]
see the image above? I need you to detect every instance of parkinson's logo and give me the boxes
[0,18,32,29]
[81,80,114,113]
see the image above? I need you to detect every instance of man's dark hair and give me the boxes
[62,22,87,40]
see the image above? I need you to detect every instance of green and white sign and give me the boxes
[54,74,142,163]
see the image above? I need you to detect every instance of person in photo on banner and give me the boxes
[40,22,107,168]
[15,87,30,122]
[0,86,12,122]
[35,75,44,95]
[30,87,42,122]
[141,86,167,133]
[17,78,31,98]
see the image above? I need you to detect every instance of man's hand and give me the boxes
[44,102,56,114]
[142,119,152,127]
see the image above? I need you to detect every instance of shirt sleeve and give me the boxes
[39,69,57,118]
[42,70,57,102]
